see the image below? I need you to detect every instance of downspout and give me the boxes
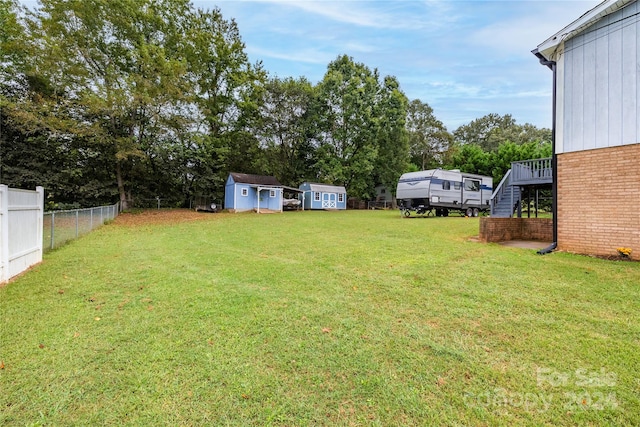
[533,49,558,255]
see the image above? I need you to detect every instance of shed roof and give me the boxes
[534,0,634,61]
[303,183,347,193]
[229,172,281,186]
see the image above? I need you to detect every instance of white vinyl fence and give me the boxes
[0,185,44,284]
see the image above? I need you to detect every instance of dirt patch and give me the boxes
[585,254,638,262]
[114,209,220,227]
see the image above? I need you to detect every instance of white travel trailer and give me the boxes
[396,169,493,217]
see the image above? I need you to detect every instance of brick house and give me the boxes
[532,0,639,259]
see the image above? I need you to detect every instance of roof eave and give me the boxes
[535,0,634,61]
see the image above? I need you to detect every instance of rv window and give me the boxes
[454,182,461,190]
[464,179,480,192]
[314,192,320,201]
[442,181,450,190]
[241,188,248,197]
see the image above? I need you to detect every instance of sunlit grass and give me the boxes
[1,210,638,426]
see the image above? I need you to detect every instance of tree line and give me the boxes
[1,0,551,210]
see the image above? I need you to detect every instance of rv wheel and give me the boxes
[465,208,473,217]
[473,208,479,217]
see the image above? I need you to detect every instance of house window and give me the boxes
[464,179,480,192]
[380,188,386,194]
[338,193,344,202]
[241,188,248,196]
[442,181,450,190]
[314,192,320,201]
[270,189,276,198]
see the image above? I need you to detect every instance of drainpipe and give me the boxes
[533,49,558,255]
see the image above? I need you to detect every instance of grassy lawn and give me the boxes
[1,210,638,426]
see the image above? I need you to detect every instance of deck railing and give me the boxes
[511,157,553,185]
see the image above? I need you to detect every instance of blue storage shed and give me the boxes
[224,173,284,213]
[299,182,347,210]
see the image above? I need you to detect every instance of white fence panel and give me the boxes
[0,185,44,284]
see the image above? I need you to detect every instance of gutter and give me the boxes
[532,49,558,255]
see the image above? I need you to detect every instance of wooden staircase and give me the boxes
[490,158,552,218]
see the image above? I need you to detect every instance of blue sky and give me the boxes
[192,0,601,131]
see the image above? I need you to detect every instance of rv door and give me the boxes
[462,178,481,207]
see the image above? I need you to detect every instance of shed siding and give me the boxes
[298,183,347,210]
[560,1,640,152]
[258,188,283,211]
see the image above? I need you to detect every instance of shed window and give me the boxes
[269,189,276,198]
[464,179,480,192]
[314,192,320,201]
[442,181,450,190]
[338,193,344,202]
[241,188,248,197]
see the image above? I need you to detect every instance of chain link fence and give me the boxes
[43,203,119,252]
[125,198,185,209]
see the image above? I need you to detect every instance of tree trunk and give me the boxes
[116,160,128,210]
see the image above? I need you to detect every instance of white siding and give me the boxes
[622,4,638,145]
[558,1,640,152]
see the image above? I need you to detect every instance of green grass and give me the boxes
[1,210,639,426]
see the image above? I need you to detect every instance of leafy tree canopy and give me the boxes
[1,1,553,209]
[453,113,551,152]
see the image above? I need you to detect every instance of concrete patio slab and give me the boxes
[498,240,553,250]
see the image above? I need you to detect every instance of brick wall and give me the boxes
[479,218,553,242]
[557,143,640,260]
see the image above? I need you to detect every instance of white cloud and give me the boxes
[250,0,457,31]
[469,1,601,55]
[247,46,332,65]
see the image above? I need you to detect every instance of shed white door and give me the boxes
[322,193,336,208]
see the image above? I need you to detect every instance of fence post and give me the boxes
[36,186,44,258]
[50,212,55,250]
[0,185,9,283]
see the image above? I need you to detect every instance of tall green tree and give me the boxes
[0,0,25,85]
[315,55,381,198]
[373,76,409,196]
[181,7,266,197]
[1,0,113,204]
[28,0,192,209]
[489,140,552,183]
[450,139,552,185]
[257,76,317,186]
[450,143,491,177]
[406,99,453,170]
[453,113,550,152]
